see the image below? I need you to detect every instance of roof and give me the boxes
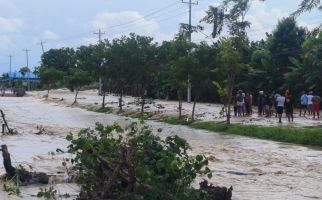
[7,71,38,79]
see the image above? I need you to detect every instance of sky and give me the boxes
[0,0,321,73]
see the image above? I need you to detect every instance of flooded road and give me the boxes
[1,96,322,199]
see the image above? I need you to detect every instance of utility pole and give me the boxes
[182,0,198,103]
[22,49,31,68]
[9,55,12,74]
[94,29,106,95]
[37,40,46,54]
[9,55,13,90]
[94,29,105,43]
[22,49,31,91]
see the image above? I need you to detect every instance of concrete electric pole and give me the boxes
[181,0,198,103]
[94,29,106,95]
[9,55,12,89]
[22,49,31,91]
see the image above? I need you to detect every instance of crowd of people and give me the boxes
[233,90,321,123]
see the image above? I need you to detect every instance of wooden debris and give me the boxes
[0,109,16,135]
[1,145,49,184]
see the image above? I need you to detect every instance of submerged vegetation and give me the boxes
[66,122,232,200]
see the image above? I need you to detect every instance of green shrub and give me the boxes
[66,122,215,200]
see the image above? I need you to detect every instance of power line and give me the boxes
[105,1,180,30]
[107,6,187,33]
[107,9,189,36]
[22,49,31,68]
[45,4,185,44]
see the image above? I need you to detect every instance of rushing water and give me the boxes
[0,97,322,200]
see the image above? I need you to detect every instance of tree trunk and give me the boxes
[73,88,79,105]
[102,92,106,108]
[1,145,16,177]
[177,90,182,119]
[47,84,50,98]
[141,96,145,114]
[191,94,198,121]
[226,72,236,125]
[1,145,49,184]
[119,91,123,111]
[140,89,146,114]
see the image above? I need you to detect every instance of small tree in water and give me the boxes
[201,0,258,124]
[38,67,63,98]
[66,68,92,105]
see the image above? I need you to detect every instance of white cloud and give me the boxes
[92,10,161,38]
[43,30,59,40]
[0,0,17,12]
[0,17,23,32]
[246,1,288,40]
[81,36,98,45]
[0,34,11,48]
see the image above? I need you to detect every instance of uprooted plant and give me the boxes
[67,121,232,200]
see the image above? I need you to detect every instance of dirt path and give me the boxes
[0,95,321,199]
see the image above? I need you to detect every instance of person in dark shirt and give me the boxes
[285,94,294,123]
[257,91,264,116]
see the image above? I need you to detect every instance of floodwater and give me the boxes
[0,96,322,199]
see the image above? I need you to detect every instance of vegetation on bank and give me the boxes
[161,117,322,147]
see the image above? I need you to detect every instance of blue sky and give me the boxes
[0,0,321,73]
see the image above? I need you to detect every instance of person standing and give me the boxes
[312,94,321,119]
[236,90,244,117]
[264,93,272,117]
[276,93,286,123]
[258,91,264,116]
[245,92,252,115]
[274,92,280,117]
[307,91,314,116]
[300,91,308,117]
[285,94,294,122]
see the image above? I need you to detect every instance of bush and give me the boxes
[66,122,221,200]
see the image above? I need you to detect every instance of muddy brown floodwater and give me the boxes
[0,96,322,200]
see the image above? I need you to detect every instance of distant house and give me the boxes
[0,71,40,83]
[0,71,40,92]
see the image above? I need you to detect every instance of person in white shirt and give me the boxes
[307,91,313,116]
[276,94,286,123]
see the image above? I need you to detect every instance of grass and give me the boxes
[161,116,192,125]
[160,118,322,147]
[122,111,153,120]
[87,107,322,147]
[95,107,112,113]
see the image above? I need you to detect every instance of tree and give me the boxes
[41,48,76,73]
[266,17,306,90]
[75,43,108,107]
[169,56,190,119]
[38,67,63,97]
[294,0,322,15]
[125,34,157,114]
[217,38,242,124]
[66,68,92,105]
[19,67,30,75]
[201,0,259,124]
[107,36,135,112]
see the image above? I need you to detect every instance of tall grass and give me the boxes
[190,122,322,147]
